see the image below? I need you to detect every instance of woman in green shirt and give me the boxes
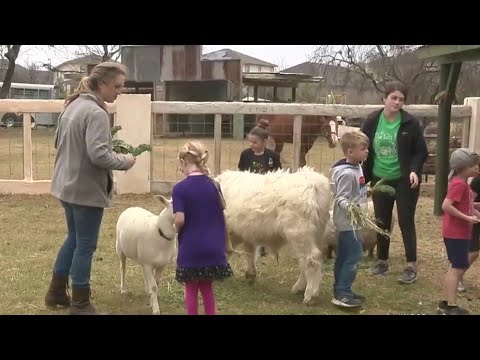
[361,81,428,285]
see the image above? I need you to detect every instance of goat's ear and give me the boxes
[154,195,171,206]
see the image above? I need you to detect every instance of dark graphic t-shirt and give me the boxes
[238,148,282,174]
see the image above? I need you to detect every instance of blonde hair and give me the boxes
[178,140,211,176]
[340,130,369,154]
[64,61,127,107]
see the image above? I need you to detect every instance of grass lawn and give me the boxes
[1,189,479,315]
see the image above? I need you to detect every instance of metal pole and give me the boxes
[434,62,462,216]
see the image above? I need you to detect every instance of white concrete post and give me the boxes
[464,97,480,153]
[114,94,152,194]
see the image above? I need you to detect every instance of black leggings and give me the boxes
[371,176,420,263]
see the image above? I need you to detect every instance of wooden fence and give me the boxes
[0,95,478,195]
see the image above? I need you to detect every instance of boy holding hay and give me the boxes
[330,130,370,308]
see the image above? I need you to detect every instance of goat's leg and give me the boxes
[119,252,128,294]
[303,247,323,305]
[244,242,257,282]
[154,265,166,286]
[292,257,307,294]
[143,265,160,315]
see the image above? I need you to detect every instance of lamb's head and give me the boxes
[154,195,176,241]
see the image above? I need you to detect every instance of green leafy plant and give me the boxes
[371,178,395,197]
[111,126,152,157]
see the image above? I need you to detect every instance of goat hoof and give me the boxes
[292,284,306,295]
[245,272,256,282]
[303,297,315,306]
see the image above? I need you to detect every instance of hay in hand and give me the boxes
[371,178,395,197]
[346,203,391,238]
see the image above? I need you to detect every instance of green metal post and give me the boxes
[434,62,462,216]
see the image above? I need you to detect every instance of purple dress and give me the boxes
[172,174,233,283]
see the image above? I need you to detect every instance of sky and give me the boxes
[16,45,318,70]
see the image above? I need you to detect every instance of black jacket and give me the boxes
[360,108,428,184]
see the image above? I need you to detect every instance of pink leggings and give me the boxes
[184,280,216,315]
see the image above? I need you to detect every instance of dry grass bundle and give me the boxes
[346,203,391,238]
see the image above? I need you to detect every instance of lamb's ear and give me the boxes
[154,195,171,206]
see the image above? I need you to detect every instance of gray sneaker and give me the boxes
[331,295,362,308]
[444,305,470,315]
[371,261,389,276]
[398,266,417,284]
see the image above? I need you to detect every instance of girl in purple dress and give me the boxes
[172,140,233,315]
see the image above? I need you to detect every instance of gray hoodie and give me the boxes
[331,159,368,232]
[51,93,133,208]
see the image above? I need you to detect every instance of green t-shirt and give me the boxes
[372,112,401,180]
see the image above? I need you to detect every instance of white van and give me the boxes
[0,82,58,128]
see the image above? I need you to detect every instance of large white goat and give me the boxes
[215,167,331,304]
[115,195,177,315]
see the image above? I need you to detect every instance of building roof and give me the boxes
[202,48,276,67]
[415,45,480,64]
[56,54,103,68]
[281,61,364,86]
[0,59,54,85]
[242,72,322,87]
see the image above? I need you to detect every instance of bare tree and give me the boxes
[0,45,22,99]
[309,45,440,104]
[24,60,40,83]
[75,45,122,62]
[274,57,289,72]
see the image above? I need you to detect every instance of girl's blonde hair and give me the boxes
[64,61,127,107]
[178,140,211,176]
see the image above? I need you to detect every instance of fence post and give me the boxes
[114,94,151,194]
[292,115,302,172]
[465,97,480,153]
[23,113,33,181]
[214,114,222,175]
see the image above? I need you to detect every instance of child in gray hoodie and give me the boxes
[330,130,370,308]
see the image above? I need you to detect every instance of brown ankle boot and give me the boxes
[69,286,97,315]
[45,273,71,309]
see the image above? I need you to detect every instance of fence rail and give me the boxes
[0,96,477,195]
[0,99,471,118]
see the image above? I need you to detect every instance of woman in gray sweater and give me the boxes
[45,62,136,315]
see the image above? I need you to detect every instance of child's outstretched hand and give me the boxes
[467,215,480,224]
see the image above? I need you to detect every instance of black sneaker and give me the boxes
[371,261,389,276]
[398,266,417,284]
[331,295,362,308]
[444,305,470,315]
[437,300,448,314]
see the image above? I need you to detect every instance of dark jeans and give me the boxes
[334,231,364,297]
[371,176,419,263]
[53,201,104,288]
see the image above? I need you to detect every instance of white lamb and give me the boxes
[115,195,177,315]
[215,166,331,304]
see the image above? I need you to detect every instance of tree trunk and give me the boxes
[0,45,21,99]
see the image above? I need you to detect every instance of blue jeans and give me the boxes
[53,201,104,288]
[333,230,364,297]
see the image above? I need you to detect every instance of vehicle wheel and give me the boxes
[2,113,19,128]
